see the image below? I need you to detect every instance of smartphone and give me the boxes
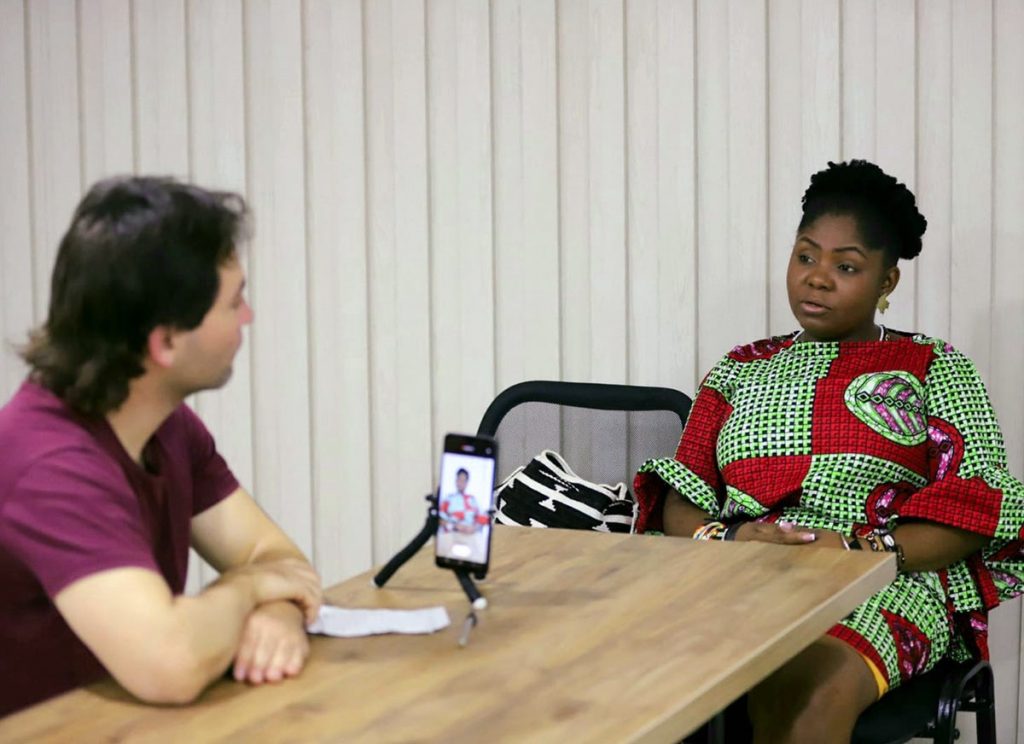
[435,433,498,578]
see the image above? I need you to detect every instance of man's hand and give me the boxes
[233,601,310,685]
[732,521,820,545]
[219,557,323,624]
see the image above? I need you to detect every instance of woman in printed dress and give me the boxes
[634,160,1024,743]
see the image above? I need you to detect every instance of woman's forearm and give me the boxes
[889,522,989,572]
[662,488,712,537]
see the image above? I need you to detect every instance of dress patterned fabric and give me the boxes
[634,333,1024,691]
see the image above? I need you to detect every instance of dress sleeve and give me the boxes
[633,355,740,532]
[892,343,1024,608]
[894,344,1024,541]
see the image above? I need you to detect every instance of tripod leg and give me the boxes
[373,503,438,588]
[455,569,487,610]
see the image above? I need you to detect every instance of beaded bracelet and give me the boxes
[851,528,905,571]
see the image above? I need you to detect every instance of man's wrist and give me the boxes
[264,599,306,621]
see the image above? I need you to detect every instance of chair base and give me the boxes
[852,659,996,744]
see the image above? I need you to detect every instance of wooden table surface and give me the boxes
[2,527,894,743]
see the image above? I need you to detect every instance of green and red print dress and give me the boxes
[634,333,1024,691]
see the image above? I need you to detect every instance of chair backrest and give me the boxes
[477,381,692,487]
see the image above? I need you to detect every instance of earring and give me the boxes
[877,293,890,314]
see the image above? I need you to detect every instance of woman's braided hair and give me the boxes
[799,160,927,266]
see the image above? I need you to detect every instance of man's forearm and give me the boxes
[56,565,269,706]
[158,572,262,700]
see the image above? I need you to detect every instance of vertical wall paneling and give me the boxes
[625,0,697,392]
[992,3,1024,740]
[303,0,374,585]
[557,0,629,478]
[625,0,698,476]
[767,0,804,336]
[696,0,769,373]
[873,2,917,333]
[243,0,314,556]
[840,0,876,160]
[491,0,561,473]
[186,0,253,591]
[915,0,953,341]
[133,0,189,175]
[426,0,496,466]
[0,0,34,399]
[800,0,842,184]
[767,0,842,335]
[79,0,134,183]
[557,0,628,386]
[726,0,768,340]
[26,0,82,323]
[491,0,560,389]
[695,0,729,372]
[364,0,434,560]
[949,0,993,376]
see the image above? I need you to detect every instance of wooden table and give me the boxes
[2,527,894,743]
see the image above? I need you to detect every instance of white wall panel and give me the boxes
[491,0,561,473]
[426,0,495,461]
[557,0,629,477]
[626,0,698,393]
[916,0,954,341]
[558,0,628,385]
[0,0,1020,736]
[133,0,189,175]
[26,0,81,322]
[0,0,34,399]
[950,0,994,378]
[79,0,133,183]
[991,3,1024,740]
[364,0,434,561]
[492,0,560,391]
[303,0,374,585]
[243,0,313,557]
[697,0,768,372]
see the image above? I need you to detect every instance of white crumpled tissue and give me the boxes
[306,605,451,638]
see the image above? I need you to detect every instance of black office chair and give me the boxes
[477,381,726,740]
[852,658,997,744]
[476,380,692,485]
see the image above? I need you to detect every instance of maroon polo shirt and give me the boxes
[0,380,238,716]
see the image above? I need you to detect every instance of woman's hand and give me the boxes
[800,528,850,550]
[731,521,819,545]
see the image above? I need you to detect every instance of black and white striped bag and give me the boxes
[493,450,637,533]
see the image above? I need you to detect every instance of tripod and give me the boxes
[372,492,488,611]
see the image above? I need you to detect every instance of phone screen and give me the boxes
[435,434,497,574]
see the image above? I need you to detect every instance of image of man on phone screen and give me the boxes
[437,467,490,563]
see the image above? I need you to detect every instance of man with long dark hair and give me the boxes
[0,176,322,716]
